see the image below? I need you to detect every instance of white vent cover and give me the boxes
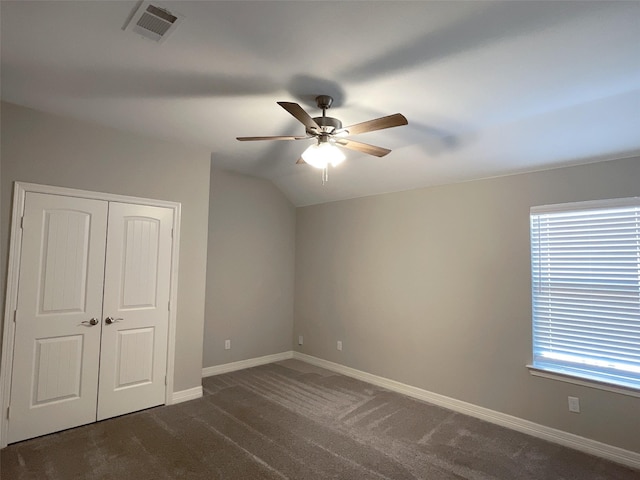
[124,1,183,43]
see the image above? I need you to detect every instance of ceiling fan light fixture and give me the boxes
[301,142,346,169]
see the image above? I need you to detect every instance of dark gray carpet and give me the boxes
[1,359,638,479]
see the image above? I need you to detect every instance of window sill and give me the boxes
[526,365,640,398]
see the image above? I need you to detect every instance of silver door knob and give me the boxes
[82,318,99,326]
[105,317,123,325]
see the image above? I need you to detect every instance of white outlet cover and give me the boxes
[298,335,303,345]
[568,396,580,413]
[337,340,342,351]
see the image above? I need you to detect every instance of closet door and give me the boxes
[8,193,108,443]
[97,203,173,420]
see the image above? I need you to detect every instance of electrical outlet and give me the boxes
[337,340,342,351]
[298,335,303,345]
[225,339,231,350]
[568,396,580,413]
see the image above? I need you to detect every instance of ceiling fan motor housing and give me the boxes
[308,116,342,135]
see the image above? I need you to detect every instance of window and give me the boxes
[530,198,640,392]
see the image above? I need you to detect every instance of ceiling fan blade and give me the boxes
[336,139,391,157]
[296,158,306,165]
[339,113,408,136]
[277,102,321,132]
[236,135,309,141]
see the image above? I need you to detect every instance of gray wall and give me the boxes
[294,156,640,453]
[0,102,211,393]
[204,169,295,368]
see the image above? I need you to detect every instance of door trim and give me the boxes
[0,182,182,448]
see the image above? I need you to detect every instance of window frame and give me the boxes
[527,197,640,397]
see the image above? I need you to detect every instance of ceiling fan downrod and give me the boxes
[309,95,343,136]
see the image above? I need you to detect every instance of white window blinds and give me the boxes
[530,198,640,390]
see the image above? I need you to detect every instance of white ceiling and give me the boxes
[2,1,639,206]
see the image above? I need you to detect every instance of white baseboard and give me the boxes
[202,351,294,377]
[293,352,640,471]
[170,386,203,404]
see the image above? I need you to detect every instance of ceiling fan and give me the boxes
[237,95,408,180]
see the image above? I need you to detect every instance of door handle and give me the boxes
[105,317,123,325]
[82,318,99,326]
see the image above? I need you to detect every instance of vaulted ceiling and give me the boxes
[2,1,639,206]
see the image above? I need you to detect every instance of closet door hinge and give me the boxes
[20,216,24,229]
[164,376,167,386]
[13,310,17,323]
[6,406,10,420]
[168,301,170,311]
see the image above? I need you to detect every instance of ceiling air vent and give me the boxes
[124,1,183,43]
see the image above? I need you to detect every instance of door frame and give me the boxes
[0,182,182,448]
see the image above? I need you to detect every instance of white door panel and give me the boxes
[97,203,173,420]
[9,193,108,443]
